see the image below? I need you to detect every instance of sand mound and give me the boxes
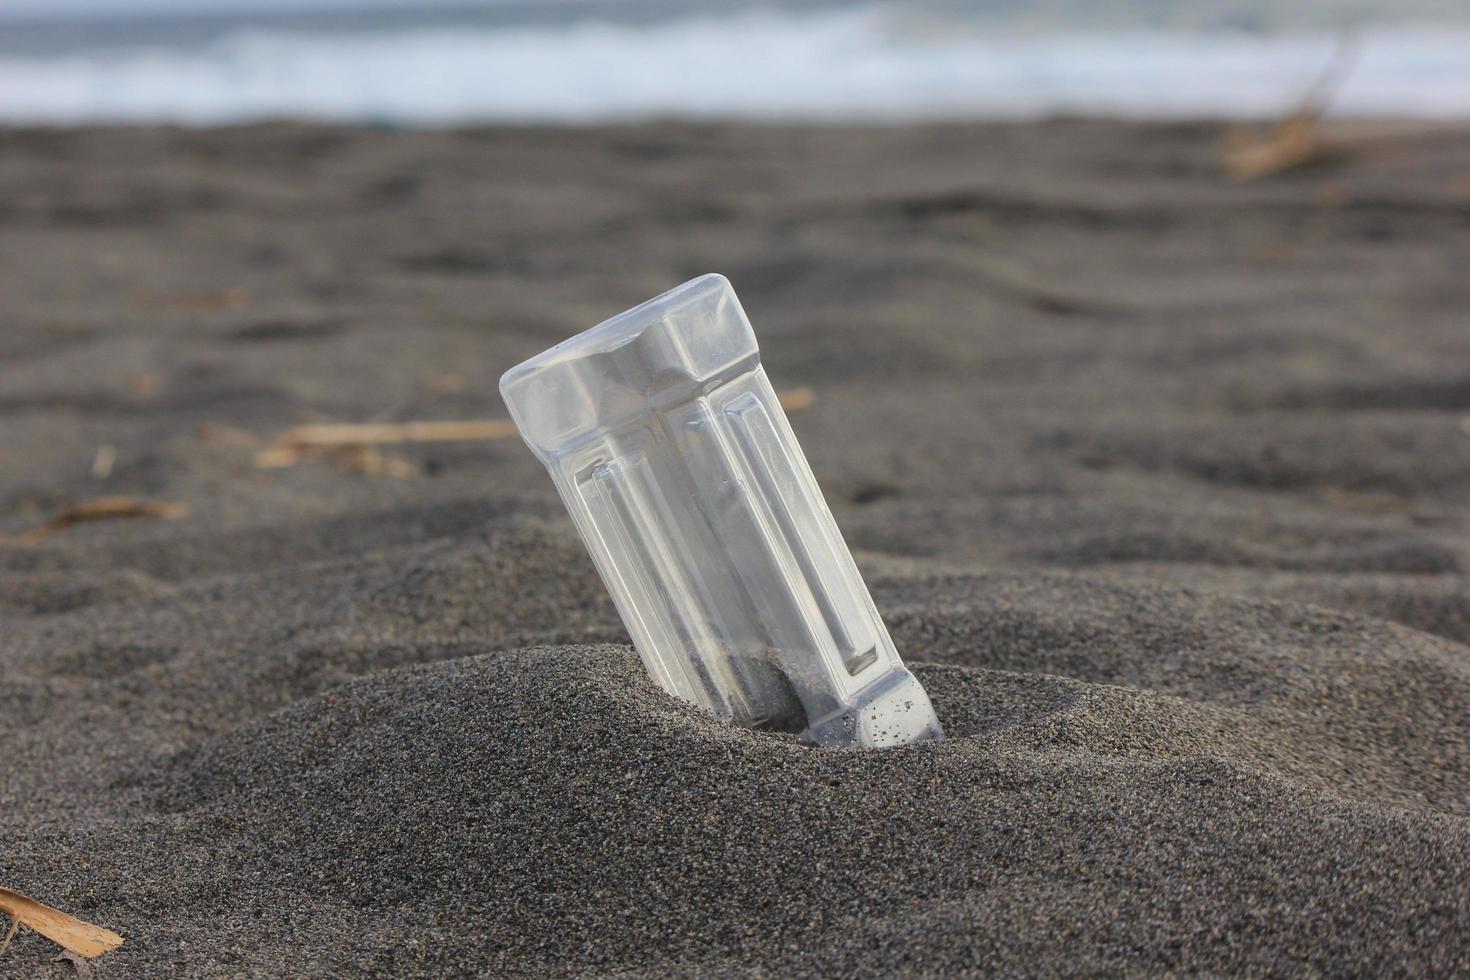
[118,632,1470,975]
[10,541,1469,974]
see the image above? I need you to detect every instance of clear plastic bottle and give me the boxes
[500,274,943,748]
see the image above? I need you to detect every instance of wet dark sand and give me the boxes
[1,121,1468,976]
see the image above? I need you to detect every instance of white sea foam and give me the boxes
[1,7,1468,123]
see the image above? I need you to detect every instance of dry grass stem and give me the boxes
[0,914,18,956]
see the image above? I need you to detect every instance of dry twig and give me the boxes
[3,497,189,546]
[252,388,818,473]
[1224,114,1327,182]
[275,418,519,449]
[0,887,123,960]
[1223,32,1470,183]
[1223,33,1358,181]
[775,387,816,413]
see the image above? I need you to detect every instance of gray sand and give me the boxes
[1,121,1469,976]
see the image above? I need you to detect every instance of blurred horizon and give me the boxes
[3,0,1469,124]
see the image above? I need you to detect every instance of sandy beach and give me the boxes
[2,120,1469,975]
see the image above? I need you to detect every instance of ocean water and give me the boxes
[2,1,1469,124]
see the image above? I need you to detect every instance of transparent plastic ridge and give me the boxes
[500,274,944,749]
